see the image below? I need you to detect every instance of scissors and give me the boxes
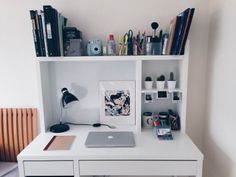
[124,30,133,55]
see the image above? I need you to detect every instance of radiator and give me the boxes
[0,108,38,162]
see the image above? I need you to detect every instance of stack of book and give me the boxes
[165,8,195,55]
[30,5,82,57]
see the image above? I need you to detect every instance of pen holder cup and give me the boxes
[142,112,154,128]
[152,42,162,55]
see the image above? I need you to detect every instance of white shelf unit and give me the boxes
[36,43,189,133]
[37,55,184,62]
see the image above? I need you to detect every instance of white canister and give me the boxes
[142,112,154,128]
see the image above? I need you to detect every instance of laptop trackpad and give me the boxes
[85,131,135,148]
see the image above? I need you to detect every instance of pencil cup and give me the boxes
[152,42,162,55]
[142,112,154,128]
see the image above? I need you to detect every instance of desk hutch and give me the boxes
[18,31,203,176]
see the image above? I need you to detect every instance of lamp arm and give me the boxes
[59,97,63,124]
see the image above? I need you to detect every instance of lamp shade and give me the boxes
[61,88,79,107]
[50,88,78,133]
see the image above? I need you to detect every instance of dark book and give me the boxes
[34,11,44,56]
[170,15,182,55]
[175,8,191,55]
[39,10,48,56]
[29,10,40,57]
[58,13,67,56]
[38,13,46,56]
[166,16,178,55]
[43,5,61,56]
[179,8,195,55]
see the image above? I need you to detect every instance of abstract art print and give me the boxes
[105,90,130,116]
[100,81,135,125]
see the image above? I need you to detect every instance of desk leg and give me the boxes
[74,160,80,177]
[196,159,203,177]
[18,160,25,177]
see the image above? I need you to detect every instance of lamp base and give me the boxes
[50,123,70,133]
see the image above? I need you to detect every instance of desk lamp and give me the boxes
[50,88,79,133]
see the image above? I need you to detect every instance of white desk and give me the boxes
[17,126,203,177]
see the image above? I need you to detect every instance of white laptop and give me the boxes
[85,131,135,148]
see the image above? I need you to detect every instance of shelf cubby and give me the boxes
[37,42,189,133]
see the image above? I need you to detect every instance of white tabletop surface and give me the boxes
[18,125,203,161]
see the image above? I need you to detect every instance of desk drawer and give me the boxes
[24,161,74,176]
[79,160,197,176]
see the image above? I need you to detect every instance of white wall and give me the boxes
[0,1,39,107]
[203,0,236,177]
[0,0,209,148]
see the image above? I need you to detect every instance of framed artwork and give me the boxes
[156,91,169,100]
[172,91,182,103]
[144,93,154,103]
[99,81,135,125]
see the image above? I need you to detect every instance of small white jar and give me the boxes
[144,81,153,89]
[156,81,165,90]
[167,81,177,90]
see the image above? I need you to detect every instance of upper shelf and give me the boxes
[37,55,185,62]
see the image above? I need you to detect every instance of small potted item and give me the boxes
[167,72,176,90]
[144,76,153,89]
[156,75,165,90]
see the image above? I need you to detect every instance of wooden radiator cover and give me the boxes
[0,108,38,162]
